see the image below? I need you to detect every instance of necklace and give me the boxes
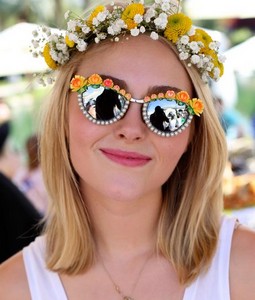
[99,251,154,300]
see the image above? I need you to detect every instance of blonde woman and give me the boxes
[1,1,255,299]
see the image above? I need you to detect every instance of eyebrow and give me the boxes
[147,85,182,95]
[100,74,182,96]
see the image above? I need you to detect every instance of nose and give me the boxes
[113,102,147,142]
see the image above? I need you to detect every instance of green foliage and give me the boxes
[2,78,50,152]
[236,75,255,117]
[229,28,253,47]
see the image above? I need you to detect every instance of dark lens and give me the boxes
[143,99,193,136]
[78,86,129,124]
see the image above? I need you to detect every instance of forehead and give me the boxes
[76,35,193,95]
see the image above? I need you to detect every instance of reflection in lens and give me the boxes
[79,86,129,124]
[149,105,169,132]
[95,89,122,120]
[143,99,193,136]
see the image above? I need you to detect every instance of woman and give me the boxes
[1,1,255,299]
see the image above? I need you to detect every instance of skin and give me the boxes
[68,35,191,299]
[69,36,192,212]
[1,36,255,300]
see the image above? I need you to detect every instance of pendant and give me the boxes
[123,297,134,300]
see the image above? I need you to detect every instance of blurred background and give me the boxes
[0,0,255,227]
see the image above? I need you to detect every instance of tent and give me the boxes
[185,0,255,19]
[224,36,255,76]
[0,22,47,77]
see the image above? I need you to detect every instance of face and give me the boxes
[68,35,193,204]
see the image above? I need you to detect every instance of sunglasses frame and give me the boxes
[77,90,193,137]
[71,74,203,138]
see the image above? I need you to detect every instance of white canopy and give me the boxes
[224,36,255,76]
[185,0,255,19]
[0,22,47,77]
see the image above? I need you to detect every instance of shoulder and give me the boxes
[0,251,30,300]
[230,224,255,300]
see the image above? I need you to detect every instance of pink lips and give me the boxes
[100,148,152,167]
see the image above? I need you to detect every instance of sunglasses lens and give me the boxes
[143,99,193,136]
[79,86,129,124]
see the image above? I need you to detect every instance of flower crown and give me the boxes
[31,0,225,85]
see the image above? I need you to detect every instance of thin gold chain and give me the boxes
[99,251,154,300]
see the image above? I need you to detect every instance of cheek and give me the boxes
[68,96,91,168]
[159,127,191,173]
[68,94,99,141]
[69,96,86,145]
[68,95,106,171]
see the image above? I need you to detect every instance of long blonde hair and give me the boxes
[157,39,228,283]
[39,37,227,284]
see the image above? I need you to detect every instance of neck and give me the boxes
[83,187,162,258]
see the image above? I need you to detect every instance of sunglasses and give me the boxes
[70,74,204,137]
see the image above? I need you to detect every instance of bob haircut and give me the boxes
[39,34,228,285]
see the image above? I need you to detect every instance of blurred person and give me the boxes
[0,106,43,263]
[0,171,43,263]
[0,101,21,179]
[214,96,246,140]
[214,96,251,175]
[14,134,49,215]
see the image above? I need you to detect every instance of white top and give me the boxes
[23,216,236,300]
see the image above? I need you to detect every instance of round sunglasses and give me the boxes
[70,74,204,137]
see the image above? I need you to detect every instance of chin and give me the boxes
[104,187,143,203]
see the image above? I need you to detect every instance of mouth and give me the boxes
[100,148,152,167]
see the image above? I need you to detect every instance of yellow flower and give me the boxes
[125,93,131,100]
[217,61,224,77]
[70,75,87,92]
[190,28,213,48]
[43,43,58,70]
[164,13,192,43]
[88,74,103,85]
[121,3,145,30]
[206,50,224,78]
[87,5,105,28]
[189,98,204,116]
[65,35,75,48]
[210,58,224,78]
[200,46,212,56]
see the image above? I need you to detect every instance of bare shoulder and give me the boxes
[230,224,255,300]
[0,252,30,300]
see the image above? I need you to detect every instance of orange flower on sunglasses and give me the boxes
[87,74,102,85]
[176,91,190,103]
[70,75,87,91]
